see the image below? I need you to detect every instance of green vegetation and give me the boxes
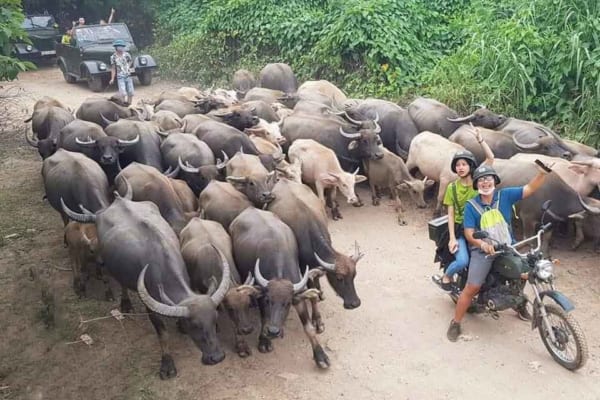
[0,0,35,80]
[151,0,599,146]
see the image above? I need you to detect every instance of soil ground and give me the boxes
[1,66,599,400]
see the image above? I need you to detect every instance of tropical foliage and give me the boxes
[0,0,35,81]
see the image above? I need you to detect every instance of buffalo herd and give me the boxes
[25,62,600,379]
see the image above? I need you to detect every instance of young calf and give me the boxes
[364,148,434,225]
[288,139,367,220]
[64,221,112,299]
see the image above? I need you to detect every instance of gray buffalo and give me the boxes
[199,181,253,230]
[229,208,328,368]
[233,69,257,96]
[61,193,230,379]
[259,63,298,93]
[25,97,75,159]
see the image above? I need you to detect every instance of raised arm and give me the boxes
[108,8,115,24]
[469,123,494,166]
[522,160,553,199]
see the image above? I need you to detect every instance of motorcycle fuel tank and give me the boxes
[493,254,527,280]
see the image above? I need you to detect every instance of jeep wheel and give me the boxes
[138,70,152,86]
[88,75,105,92]
[59,62,76,84]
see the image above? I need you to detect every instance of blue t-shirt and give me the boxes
[463,186,524,241]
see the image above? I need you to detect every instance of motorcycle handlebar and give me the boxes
[541,222,553,232]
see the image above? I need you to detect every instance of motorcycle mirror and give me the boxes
[542,200,552,212]
[473,231,488,240]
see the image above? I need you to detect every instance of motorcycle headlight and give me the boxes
[99,62,107,71]
[535,259,554,281]
[26,45,33,52]
[139,56,147,66]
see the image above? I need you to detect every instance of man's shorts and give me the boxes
[466,248,494,286]
[117,75,134,97]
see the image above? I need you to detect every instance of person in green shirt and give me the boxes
[435,125,495,291]
[61,27,72,45]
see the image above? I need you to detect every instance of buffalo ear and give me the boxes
[568,164,587,175]
[293,288,321,303]
[354,174,367,184]
[397,182,410,191]
[425,179,435,188]
[347,140,358,151]
[321,173,339,185]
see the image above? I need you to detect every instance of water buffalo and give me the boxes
[297,80,347,109]
[229,208,328,368]
[42,149,111,225]
[364,148,435,224]
[408,97,505,137]
[268,179,365,323]
[151,110,182,131]
[346,98,419,158]
[61,194,230,379]
[233,69,257,96]
[76,97,142,128]
[160,133,215,171]
[289,139,367,219]
[241,100,279,122]
[199,181,253,230]
[259,63,298,93]
[104,119,163,170]
[225,153,277,207]
[405,131,465,216]
[281,113,384,171]
[449,126,518,162]
[243,87,297,108]
[206,105,259,131]
[192,119,261,159]
[25,98,75,159]
[180,218,259,357]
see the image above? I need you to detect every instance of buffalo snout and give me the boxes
[201,350,226,365]
[343,298,361,309]
[238,324,254,335]
[373,152,384,160]
[266,325,281,338]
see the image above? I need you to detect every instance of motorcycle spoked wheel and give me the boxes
[538,304,588,370]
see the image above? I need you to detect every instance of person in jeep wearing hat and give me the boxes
[109,39,134,106]
[446,160,553,342]
[433,125,495,292]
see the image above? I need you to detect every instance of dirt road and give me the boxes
[1,67,599,400]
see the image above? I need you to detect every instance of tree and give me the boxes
[0,0,36,80]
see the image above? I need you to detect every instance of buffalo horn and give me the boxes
[163,164,180,178]
[446,114,475,123]
[25,131,39,148]
[115,177,133,200]
[226,175,249,183]
[79,204,94,215]
[342,111,363,125]
[351,240,365,262]
[178,156,200,173]
[117,134,140,146]
[512,133,539,149]
[209,245,231,305]
[137,265,190,317]
[578,194,600,214]
[339,126,361,139]
[314,252,336,272]
[156,129,169,138]
[216,151,229,169]
[352,167,360,175]
[254,259,269,287]
[61,198,96,223]
[100,112,117,126]
[75,136,97,147]
[373,112,380,123]
[374,120,382,134]
[243,273,255,286]
[292,266,310,294]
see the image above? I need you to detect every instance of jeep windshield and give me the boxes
[73,24,132,46]
[22,15,56,29]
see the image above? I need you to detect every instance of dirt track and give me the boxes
[1,67,600,400]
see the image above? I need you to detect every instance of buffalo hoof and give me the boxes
[352,200,364,207]
[397,217,408,226]
[313,345,330,369]
[236,340,252,358]
[258,335,274,353]
[372,197,380,206]
[570,241,583,251]
[159,354,177,380]
[331,208,343,220]
[120,298,133,313]
[313,317,325,334]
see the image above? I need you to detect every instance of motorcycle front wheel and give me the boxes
[538,304,588,370]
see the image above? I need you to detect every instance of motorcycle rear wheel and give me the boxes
[538,304,588,370]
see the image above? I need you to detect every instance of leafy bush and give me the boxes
[0,0,35,80]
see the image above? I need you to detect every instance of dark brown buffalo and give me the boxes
[199,181,254,230]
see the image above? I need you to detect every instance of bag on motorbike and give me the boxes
[467,192,512,245]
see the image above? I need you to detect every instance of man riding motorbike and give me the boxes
[447,162,552,342]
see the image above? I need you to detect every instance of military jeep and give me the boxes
[55,23,157,92]
[14,14,61,62]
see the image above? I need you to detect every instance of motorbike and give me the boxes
[429,201,588,371]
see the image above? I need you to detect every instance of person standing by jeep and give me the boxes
[109,39,134,106]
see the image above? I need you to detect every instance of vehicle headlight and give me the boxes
[535,259,554,280]
[99,62,107,71]
[139,56,147,66]
[26,45,33,52]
